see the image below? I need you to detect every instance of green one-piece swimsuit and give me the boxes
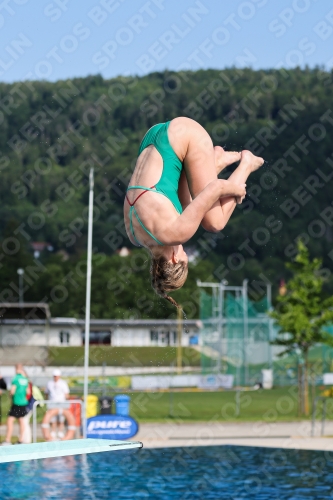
[126,121,183,246]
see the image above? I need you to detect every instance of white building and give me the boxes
[0,303,200,348]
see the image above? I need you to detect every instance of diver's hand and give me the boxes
[218,180,246,204]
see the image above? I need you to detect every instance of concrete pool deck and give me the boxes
[1,421,333,452]
[136,421,333,451]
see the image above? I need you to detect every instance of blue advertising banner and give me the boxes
[86,415,139,440]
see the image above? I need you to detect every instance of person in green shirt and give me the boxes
[2,364,29,445]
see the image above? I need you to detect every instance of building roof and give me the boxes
[51,318,200,328]
[0,303,51,321]
[0,303,200,328]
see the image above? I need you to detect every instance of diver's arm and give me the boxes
[161,180,246,245]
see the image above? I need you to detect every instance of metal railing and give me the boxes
[311,396,333,437]
[32,400,84,443]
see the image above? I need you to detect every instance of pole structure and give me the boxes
[83,168,94,439]
[17,268,24,304]
[217,283,223,375]
[0,391,2,443]
[242,280,248,386]
[19,274,23,303]
[266,283,272,310]
[266,282,273,368]
[177,307,183,375]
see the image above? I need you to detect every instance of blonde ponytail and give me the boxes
[150,255,188,309]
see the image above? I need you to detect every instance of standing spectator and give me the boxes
[0,371,7,392]
[0,371,7,443]
[21,369,37,444]
[45,369,70,439]
[2,364,29,445]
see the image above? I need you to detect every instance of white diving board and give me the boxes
[0,439,143,464]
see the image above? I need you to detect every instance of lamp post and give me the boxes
[83,168,94,439]
[17,268,24,304]
[177,307,183,375]
[242,279,249,386]
[294,345,305,416]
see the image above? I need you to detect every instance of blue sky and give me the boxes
[1,0,333,83]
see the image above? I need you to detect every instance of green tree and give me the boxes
[0,218,35,302]
[34,249,216,319]
[269,241,333,415]
[1,68,333,296]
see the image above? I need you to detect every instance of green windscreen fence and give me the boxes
[199,289,333,387]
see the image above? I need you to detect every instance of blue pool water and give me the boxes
[1,445,333,499]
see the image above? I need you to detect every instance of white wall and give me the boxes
[0,325,81,347]
[112,327,151,347]
[50,326,82,346]
[0,324,199,347]
[112,327,197,347]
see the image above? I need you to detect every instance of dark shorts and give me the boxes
[8,404,27,419]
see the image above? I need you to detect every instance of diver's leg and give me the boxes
[169,117,263,231]
[178,145,241,209]
[172,118,240,212]
[214,146,241,175]
[216,150,264,228]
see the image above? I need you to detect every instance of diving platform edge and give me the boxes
[0,439,143,463]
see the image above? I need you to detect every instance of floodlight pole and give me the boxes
[266,283,272,310]
[17,268,24,304]
[198,280,247,383]
[83,168,94,439]
[177,307,183,375]
[197,280,224,375]
[266,282,273,368]
[242,280,249,385]
[217,282,225,375]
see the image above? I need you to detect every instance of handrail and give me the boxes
[32,399,83,443]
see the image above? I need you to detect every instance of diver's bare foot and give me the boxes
[214,146,241,174]
[240,150,264,173]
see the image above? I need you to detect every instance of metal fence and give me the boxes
[198,281,333,387]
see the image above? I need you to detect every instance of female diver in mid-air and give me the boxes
[124,117,264,307]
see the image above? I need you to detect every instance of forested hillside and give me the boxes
[1,68,333,318]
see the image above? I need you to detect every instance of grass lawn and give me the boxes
[47,346,202,367]
[0,388,323,423]
[129,387,333,422]
[1,388,332,433]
